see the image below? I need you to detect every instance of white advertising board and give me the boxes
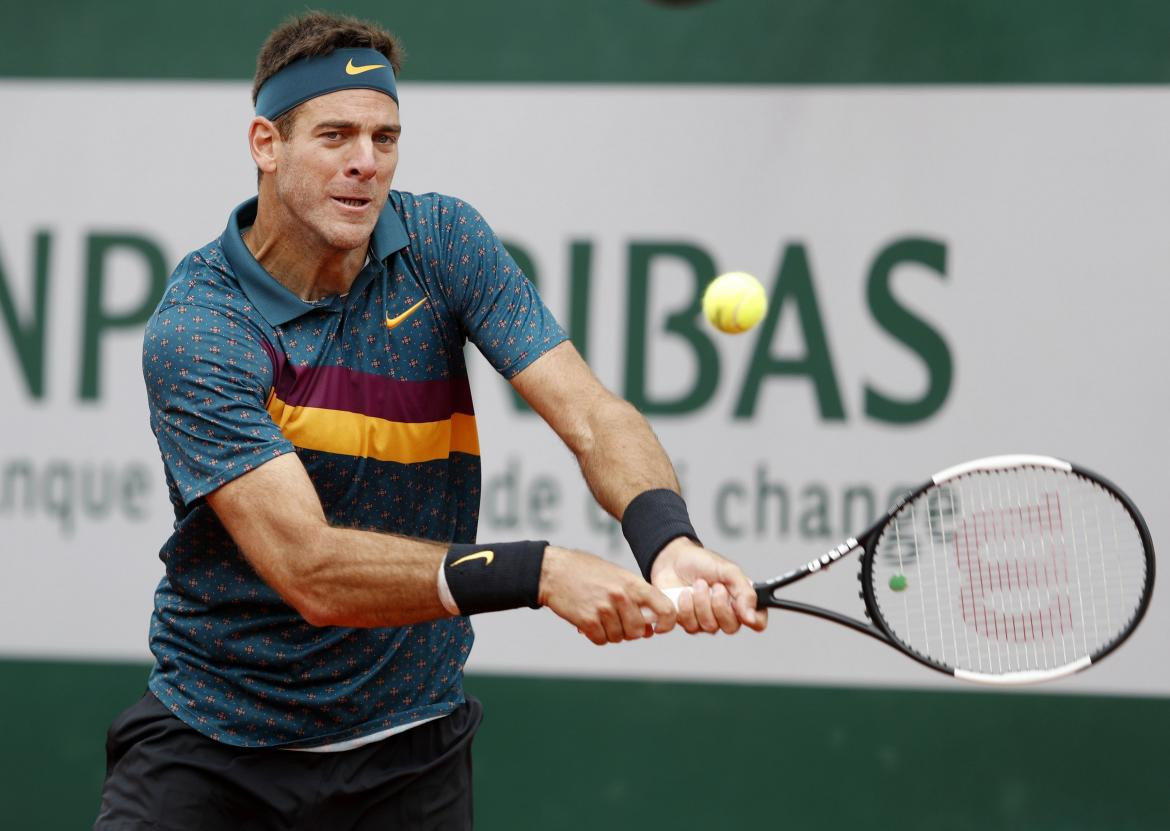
[1,82,1166,694]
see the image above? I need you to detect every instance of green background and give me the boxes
[3,0,1168,827]
[4,0,1170,83]
[4,659,1168,830]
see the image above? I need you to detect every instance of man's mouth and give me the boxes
[332,196,371,208]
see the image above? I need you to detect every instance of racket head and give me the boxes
[859,455,1154,684]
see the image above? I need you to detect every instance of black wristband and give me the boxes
[443,540,548,615]
[621,489,700,580]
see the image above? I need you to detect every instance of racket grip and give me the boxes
[660,586,691,608]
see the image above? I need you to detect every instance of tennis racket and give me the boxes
[668,455,1155,685]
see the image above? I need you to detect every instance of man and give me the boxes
[96,11,765,829]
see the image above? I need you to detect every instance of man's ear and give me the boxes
[249,117,280,175]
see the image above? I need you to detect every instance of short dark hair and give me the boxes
[252,11,405,139]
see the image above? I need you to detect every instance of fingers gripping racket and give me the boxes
[672,455,1155,685]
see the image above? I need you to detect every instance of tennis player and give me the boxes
[94,11,765,829]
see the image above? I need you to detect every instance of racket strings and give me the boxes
[870,467,1149,677]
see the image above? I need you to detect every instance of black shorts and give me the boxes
[94,692,482,830]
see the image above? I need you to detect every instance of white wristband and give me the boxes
[436,561,461,615]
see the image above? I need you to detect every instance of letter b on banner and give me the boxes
[625,242,719,415]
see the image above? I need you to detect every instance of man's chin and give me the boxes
[324,220,378,252]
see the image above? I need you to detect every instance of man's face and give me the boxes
[271,88,400,253]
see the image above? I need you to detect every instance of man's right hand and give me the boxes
[538,546,678,644]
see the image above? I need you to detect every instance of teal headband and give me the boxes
[255,47,398,120]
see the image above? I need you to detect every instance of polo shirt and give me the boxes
[141,191,566,748]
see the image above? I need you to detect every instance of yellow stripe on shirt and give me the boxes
[266,395,480,463]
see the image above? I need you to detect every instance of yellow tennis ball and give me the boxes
[702,271,767,334]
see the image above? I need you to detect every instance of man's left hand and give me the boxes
[650,538,768,635]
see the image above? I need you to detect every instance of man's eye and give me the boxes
[375,134,398,145]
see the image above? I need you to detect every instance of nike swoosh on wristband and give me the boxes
[385,297,428,330]
[346,59,387,75]
[450,550,494,567]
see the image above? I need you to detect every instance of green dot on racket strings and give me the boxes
[889,574,908,592]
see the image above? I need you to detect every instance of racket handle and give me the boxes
[660,586,748,609]
[660,586,691,608]
[641,586,690,627]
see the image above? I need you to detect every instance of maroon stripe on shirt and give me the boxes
[273,365,474,423]
[259,338,285,380]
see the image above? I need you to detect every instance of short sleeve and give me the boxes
[434,198,567,378]
[142,301,293,506]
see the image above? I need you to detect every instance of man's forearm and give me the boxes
[275,525,452,628]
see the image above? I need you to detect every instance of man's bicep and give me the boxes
[511,340,679,518]
[205,452,327,590]
[509,341,620,449]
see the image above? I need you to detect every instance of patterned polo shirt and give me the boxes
[142,191,566,748]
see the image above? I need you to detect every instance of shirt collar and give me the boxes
[222,195,410,327]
